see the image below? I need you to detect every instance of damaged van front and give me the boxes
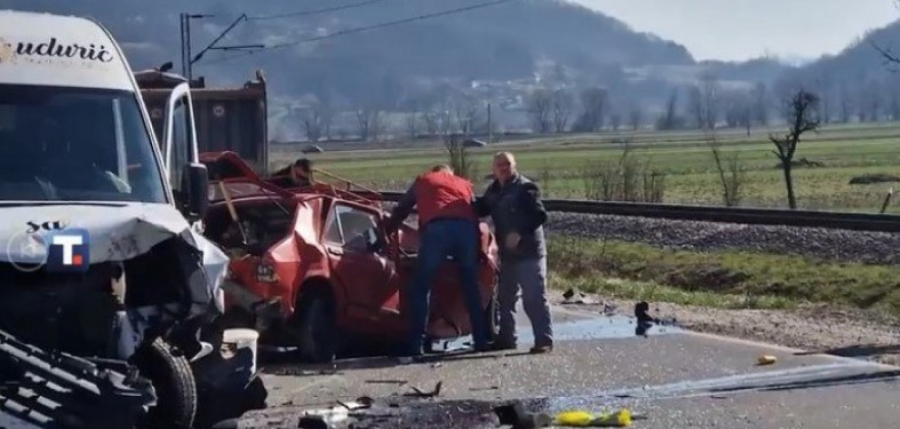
[0,10,264,429]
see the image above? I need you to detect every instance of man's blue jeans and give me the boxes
[406,218,489,354]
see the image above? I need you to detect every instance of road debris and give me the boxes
[757,355,778,366]
[297,415,329,429]
[554,408,635,427]
[404,381,443,398]
[562,288,600,305]
[494,401,552,429]
[365,379,408,385]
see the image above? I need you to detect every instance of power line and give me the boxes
[200,0,517,66]
[248,0,397,20]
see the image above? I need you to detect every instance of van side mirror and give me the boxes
[183,163,209,221]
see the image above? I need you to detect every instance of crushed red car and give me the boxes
[199,151,500,362]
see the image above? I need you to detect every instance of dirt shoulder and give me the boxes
[548,289,900,366]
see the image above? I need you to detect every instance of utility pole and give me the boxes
[487,102,493,143]
[179,13,213,81]
[179,12,261,82]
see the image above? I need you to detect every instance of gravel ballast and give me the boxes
[546,212,900,265]
[381,200,900,265]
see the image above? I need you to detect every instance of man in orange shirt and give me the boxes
[383,165,490,357]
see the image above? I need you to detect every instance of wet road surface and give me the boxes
[234,304,900,428]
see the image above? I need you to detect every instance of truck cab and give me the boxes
[0,10,263,429]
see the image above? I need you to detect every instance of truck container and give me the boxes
[136,69,269,173]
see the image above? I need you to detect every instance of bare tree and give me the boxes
[770,90,820,210]
[814,73,833,124]
[701,73,721,129]
[355,107,383,142]
[551,89,574,133]
[863,79,883,122]
[687,73,721,130]
[422,110,441,136]
[572,87,608,132]
[706,131,745,206]
[723,91,754,135]
[656,90,682,130]
[527,88,553,134]
[302,107,324,143]
[753,82,769,126]
[628,105,643,131]
[610,110,622,132]
[452,94,480,137]
[406,112,419,141]
[838,80,852,123]
[687,85,703,129]
[445,135,478,180]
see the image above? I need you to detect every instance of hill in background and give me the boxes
[5,0,898,140]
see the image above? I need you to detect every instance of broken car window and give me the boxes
[323,203,378,251]
[0,84,166,203]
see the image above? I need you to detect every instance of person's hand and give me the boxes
[504,232,521,251]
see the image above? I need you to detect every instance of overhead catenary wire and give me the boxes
[200,0,517,66]
[247,0,397,20]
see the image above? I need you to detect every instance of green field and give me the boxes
[271,122,900,213]
[548,236,900,315]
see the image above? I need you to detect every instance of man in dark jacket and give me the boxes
[383,164,490,357]
[474,151,553,354]
[268,158,313,188]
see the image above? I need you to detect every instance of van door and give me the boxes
[162,82,209,223]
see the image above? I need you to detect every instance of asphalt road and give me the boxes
[235,304,900,428]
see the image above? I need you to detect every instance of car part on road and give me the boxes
[404,381,443,398]
[757,355,778,366]
[494,401,551,429]
[554,409,633,427]
[297,415,330,429]
[0,328,156,429]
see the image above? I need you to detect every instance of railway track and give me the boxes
[377,191,900,233]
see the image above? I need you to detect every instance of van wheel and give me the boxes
[293,291,338,363]
[131,338,197,429]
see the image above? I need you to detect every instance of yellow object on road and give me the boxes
[757,355,777,365]
[554,409,632,427]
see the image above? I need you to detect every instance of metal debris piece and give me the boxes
[494,402,551,429]
[470,385,500,391]
[297,415,329,429]
[365,379,408,385]
[561,288,600,305]
[757,355,778,366]
[405,381,443,398]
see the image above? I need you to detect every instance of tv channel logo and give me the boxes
[46,229,90,272]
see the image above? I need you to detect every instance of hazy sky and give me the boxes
[573,0,899,62]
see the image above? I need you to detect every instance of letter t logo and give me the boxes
[47,229,90,272]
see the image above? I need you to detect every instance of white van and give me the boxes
[0,10,264,429]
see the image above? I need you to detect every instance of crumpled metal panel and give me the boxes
[0,202,230,340]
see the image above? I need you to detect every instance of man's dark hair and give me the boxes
[294,158,312,172]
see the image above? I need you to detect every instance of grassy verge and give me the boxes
[547,236,900,313]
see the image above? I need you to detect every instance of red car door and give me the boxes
[321,201,402,334]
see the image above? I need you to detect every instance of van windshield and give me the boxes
[0,84,167,203]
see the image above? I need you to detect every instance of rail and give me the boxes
[377,191,900,233]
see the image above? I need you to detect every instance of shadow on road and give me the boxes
[710,369,900,394]
[258,346,531,376]
[795,344,900,360]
